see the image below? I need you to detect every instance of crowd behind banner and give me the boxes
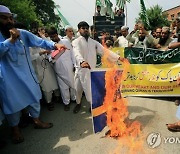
[0,4,180,148]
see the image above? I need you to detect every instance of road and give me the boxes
[0,96,180,154]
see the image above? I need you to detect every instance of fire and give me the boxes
[101,49,145,153]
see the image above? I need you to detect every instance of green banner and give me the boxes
[124,47,180,64]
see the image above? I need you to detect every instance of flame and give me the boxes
[101,50,145,153]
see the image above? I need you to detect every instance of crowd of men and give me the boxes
[0,4,180,149]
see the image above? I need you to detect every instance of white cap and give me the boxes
[0,5,12,14]
[162,26,170,32]
[65,25,73,30]
[121,26,129,31]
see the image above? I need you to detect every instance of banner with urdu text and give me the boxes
[97,47,180,97]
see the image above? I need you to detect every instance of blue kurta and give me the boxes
[176,105,180,120]
[0,29,55,114]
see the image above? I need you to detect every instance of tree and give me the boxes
[137,5,170,30]
[0,0,42,29]
[31,0,60,26]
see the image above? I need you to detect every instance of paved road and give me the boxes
[0,96,180,154]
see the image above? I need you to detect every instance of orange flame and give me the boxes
[101,50,145,153]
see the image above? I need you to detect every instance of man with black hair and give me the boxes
[90,25,100,43]
[95,5,101,16]
[72,21,125,113]
[128,28,155,48]
[48,27,76,111]
[113,26,121,42]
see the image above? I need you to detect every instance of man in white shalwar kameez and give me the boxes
[72,21,125,113]
[63,25,75,43]
[48,27,76,111]
[30,47,60,111]
[114,26,129,47]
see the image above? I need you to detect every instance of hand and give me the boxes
[39,50,51,56]
[143,29,149,36]
[54,43,68,51]
[155,44,161,49]
[177,77,180,85]
[118,57,125,62]
[80,61,91,69]
[128,42,133,47]
[9,28,20,43]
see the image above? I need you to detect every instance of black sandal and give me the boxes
[47,103,54,111]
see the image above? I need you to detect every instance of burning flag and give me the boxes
[91,50,145,153]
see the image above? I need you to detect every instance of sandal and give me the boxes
[175,100,180,106]
[47,102,54,111]
[34,122,53,129]
[12,136,24,144]
[12,128,24,144]
[166,122,180,132]
[0,140,7,149]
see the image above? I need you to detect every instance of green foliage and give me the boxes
[0,0,42,29]
[31,0,61,25]
[0,0,61,29]
[137,5,170,30]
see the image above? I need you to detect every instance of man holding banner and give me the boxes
[72,21,125,113]
[166,33,180,132]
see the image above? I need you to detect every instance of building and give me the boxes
[163,5,180,21]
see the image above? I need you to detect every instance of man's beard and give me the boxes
[0,22,15,38]
[82,33,89,40]
[159,37,168,46]
[139,36,145,41]
[115,32,121,37]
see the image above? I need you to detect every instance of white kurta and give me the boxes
[30,47,59,102]
[117,36,129,47]
[54,39,75,105]
[72,36,120,104]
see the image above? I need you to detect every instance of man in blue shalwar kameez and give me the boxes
[0,5,66,143]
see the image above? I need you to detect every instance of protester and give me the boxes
[48,27,76,111]
[63,25,75,42]
[168,32,180,49]
[115,8,125,18]
[101,29,114,46]
[0,5,66,143]
[90,25,100,43]
[95,5,101,16]
[167,68,180,132]
[113,26,121,42]
[155,26,174,51]
[30,47,61,111]
[127,28,155,48]
[105,39,113,49]
[154,27,162,39]
[114,26,129,47]
[72,21,125,113]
